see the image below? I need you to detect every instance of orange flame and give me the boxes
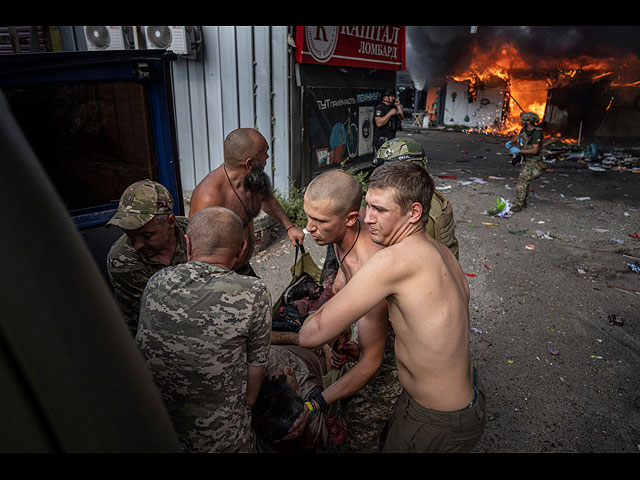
[448,39,640,136]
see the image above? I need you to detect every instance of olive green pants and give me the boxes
[383,371,486,453]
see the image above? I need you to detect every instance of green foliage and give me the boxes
[275,180,307,228]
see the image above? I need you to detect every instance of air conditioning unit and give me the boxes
[142,26,201,56]
[83,26,138,51]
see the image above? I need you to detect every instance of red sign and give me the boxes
[295,26,405,71]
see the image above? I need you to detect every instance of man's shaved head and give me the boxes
[186,206,244,257]
[224,128,266,168]
[305,169,362,217]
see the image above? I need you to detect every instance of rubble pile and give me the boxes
[542,139,640,173]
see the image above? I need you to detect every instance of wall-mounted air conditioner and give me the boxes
[142,26,201,57]
[83,26,138,51]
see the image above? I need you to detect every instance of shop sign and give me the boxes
[295,26,405,71]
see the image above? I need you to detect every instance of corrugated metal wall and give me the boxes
[171,26,292,197]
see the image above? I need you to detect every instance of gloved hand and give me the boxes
[509,146,521,154]
[505,141,512,148]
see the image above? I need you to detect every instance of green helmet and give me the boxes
[520,112,539,124]
[373,137,427,170]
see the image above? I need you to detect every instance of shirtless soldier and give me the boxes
[189,128,305,276]
[303,169,393,451]
[299,161,486,453]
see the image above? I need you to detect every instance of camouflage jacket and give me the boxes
[427,190,459,259]
[107,216,189,335]
[136,261,272,453]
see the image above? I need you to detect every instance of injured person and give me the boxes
[252,344,330,452]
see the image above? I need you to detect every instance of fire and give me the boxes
[447,38,640,137]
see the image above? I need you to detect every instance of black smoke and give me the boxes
[406,26,640,90]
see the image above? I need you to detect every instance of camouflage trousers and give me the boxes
[515,158,545,207]
[339,333,403,453]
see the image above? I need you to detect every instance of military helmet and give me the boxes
[373,137,427,170]
[520,112,539,124]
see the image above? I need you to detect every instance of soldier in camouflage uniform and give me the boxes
[373,137,459,259]
[505,112,546,212]
[135,206,272,453]
[106,180,189,336]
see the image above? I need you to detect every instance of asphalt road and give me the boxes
[254,128,640,453]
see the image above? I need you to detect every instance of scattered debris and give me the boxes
[542,141,640,173]
[608,314,625,326]
[607,284,640,295]
[628,262,640,274]
[525,244,536,251]
[485,197,512,218]
[470,177,488,184]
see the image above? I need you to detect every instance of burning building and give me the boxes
[406,26,640,141]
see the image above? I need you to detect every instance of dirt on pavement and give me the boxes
[251,128,640,453]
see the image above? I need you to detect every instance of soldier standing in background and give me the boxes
[373,88,404,152]
[505,112,546,213]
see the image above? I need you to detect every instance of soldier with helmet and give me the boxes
[373,137,459,259]
[505,112,546,213]
[106,179,189,335]
[373,88,404,152]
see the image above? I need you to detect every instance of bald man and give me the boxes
[189,128,305,276]
[136,206,272,452]
[301,169,395,452]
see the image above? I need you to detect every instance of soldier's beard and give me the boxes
[247,168,272,196]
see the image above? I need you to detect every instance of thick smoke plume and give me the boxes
[406,26,640,90]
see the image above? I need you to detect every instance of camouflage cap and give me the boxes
[107,179,174,230]
[520,112,539,123]
[373,137,427,170]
